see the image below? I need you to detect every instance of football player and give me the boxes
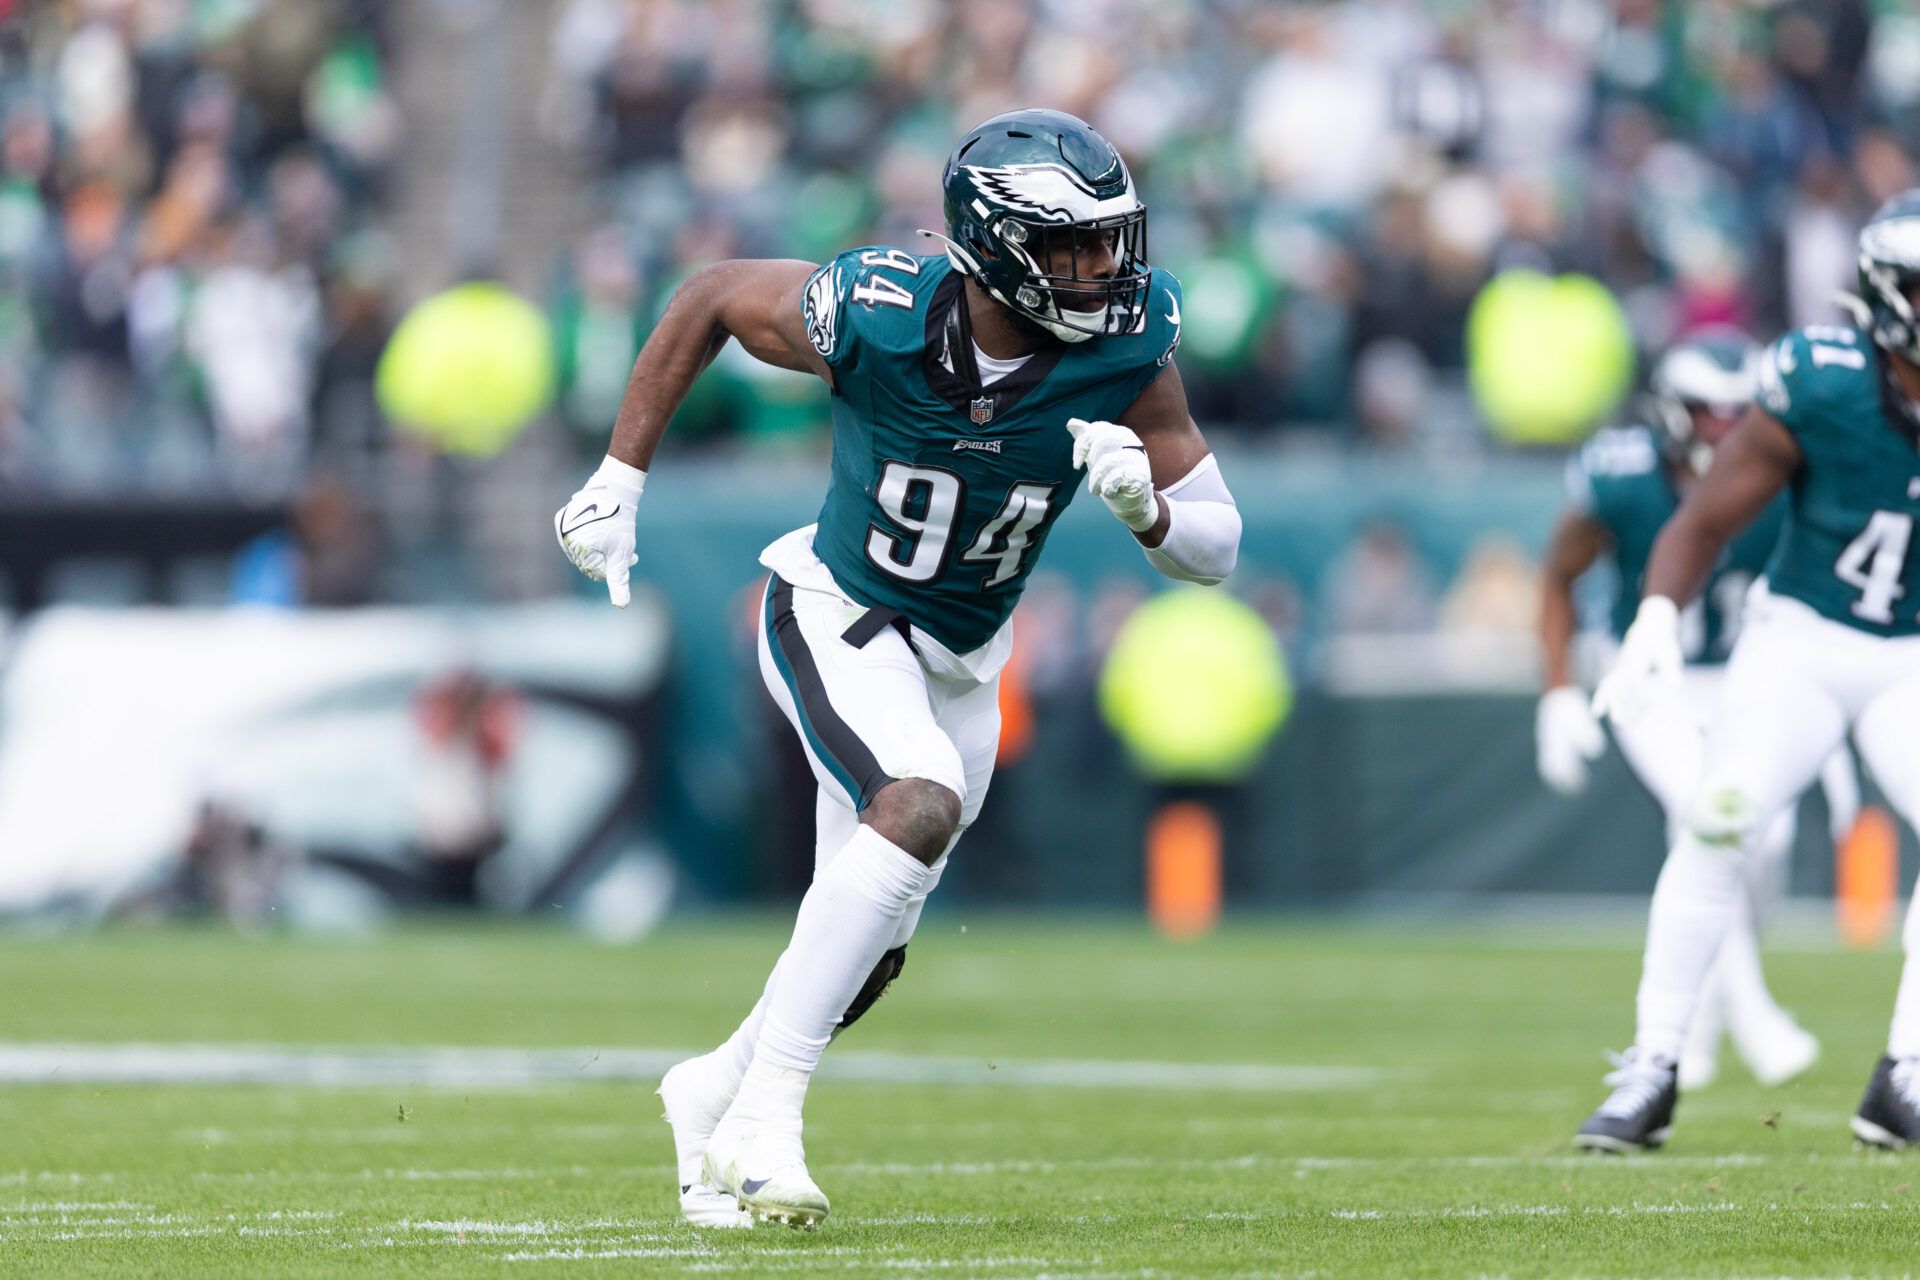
[1538,331,1855,1094]
[1576,191,1920,1153]
[555,110,1240,1225]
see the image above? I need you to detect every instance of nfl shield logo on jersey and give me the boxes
[970,396,994,425]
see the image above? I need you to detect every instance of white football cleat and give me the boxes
[702,1062,829,1229]
[1732,1007,1820,1088]
[659,1054,748,1228]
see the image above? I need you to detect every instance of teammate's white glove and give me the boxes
[1066,417,1158,531]
[1591,596,1683,725]
[1536,685,1607,795]
[554,455,645,607]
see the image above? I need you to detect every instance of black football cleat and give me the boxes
[1852,1055,1920,1150]
[1575,1049,1678,1154]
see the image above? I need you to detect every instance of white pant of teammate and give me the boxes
[1610,668,1816,1085]
[1636,588,1920,1067]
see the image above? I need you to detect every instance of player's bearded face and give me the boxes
[1037,227,1121,324]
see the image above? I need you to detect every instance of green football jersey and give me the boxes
[1756,324,1920,636]
[800,246,1183,652]
[1571,425,1784,664]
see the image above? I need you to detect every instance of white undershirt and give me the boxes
[973,341,1031,386]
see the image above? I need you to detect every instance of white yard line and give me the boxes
[0,1042,1380,1092]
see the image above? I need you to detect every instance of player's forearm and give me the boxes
[1539,577,1579,689]
[1137,458,1240,585]
[606,268,735,470]
[1640,513,1727,609]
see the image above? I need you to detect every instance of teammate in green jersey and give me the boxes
[1538,331,1855,1099]
[1576,192,1920,1153]
[555,110,1241,1226]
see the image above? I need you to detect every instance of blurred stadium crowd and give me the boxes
[0,0,397,495]
[543,0,1916,452]
[3,0,1917,496]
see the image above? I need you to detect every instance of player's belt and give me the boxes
[841,605,912,649]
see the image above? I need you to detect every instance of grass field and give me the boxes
[4,916,1919,1278]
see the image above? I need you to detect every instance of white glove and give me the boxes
[1536,685,1606,795]
[1066,417,1158,531]
[554,454,645,607]
[1591,596,1683,726]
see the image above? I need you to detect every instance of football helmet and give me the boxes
[927,108,1149,344]
[1851,189,1920,365]
[1648,328,1759,476]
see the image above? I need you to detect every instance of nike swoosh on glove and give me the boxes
[1065,417,1157,531]
[555,455,646,607]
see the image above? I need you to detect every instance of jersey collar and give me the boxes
[920,271,1065,426]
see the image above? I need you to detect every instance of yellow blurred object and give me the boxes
[1097,587,1291,782]
[376,282,555,455]
[1147,801,1222,941]
[1836,805,1899,950]
[1466,269,1634,445]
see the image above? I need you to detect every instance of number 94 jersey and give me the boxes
[1756,324,1920,636]
[798,245,1182,655]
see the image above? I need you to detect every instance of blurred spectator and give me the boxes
[230,474,381,606]
[1440,534,1539,638]
[1326,521,1439,635]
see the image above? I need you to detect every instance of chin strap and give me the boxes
[918,227,1081,344]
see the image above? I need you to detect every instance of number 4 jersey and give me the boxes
[769,245,1182,659]
[1757,324,1920,636]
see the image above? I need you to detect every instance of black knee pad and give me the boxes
[835,945,907,1033]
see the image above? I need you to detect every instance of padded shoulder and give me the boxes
[1756,325,1870,433]
[802,246,945,372]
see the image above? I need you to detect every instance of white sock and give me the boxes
[751,825,933,1075]
[890,851,948,950]
[714,954,784,1091]
[1888,892,1920,1059]
[1635,832,1746,1063]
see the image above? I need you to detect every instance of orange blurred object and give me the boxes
[1147,801,1222,941]
[1836,805,1899,950]
[995,636,1034,767]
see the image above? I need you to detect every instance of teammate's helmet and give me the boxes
[1648,328,1759,476]
[930,109,1149,344]
[1852,189,1920,364]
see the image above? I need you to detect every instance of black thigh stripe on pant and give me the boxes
[768,575,897,809]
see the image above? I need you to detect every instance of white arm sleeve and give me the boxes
[1142,454,1240,585]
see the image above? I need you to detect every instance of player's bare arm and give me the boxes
[556,259,828,605]
[1533,510,1611,794]
[1641,405,1802,607]
[608,260,829,471]
[1114,358,1212,548]
[1539,510,1610,691]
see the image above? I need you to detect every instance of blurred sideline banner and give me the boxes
[0,602,668,913]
